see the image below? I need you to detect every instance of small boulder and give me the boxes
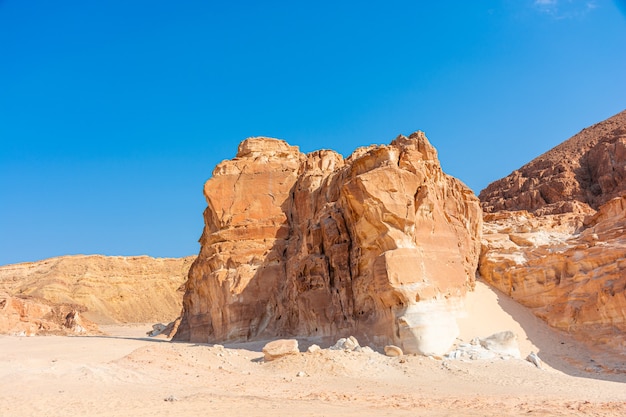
[526,351,543,369]
[330,336,360,351]
[384,345,403,357]
[307,344,321,353]
[147,323,167,337]
[262,339,299,361]
[479,331,521,358]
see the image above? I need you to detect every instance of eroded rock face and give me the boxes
[175,133,482,355]
[479,111,626,355]
[480,110,626,215]
[0,293,99,336]
[480,197,626,353]
[0,255,195,326]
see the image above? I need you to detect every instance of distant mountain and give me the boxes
[0,254,194,335]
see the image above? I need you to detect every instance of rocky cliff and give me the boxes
[0,255,194,333]
[480,110,626,215]
[174,132,482,355]
[479,110,626,354]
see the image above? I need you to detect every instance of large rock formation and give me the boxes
[174,132,482,355]
[0,255,194,329]
[480,110,626,215]
[479,110,626,354]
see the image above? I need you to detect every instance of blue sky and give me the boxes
[1,1,625,265]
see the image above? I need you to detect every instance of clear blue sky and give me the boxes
[1,1,625,265]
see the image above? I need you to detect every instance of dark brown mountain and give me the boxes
[479,110,626,215]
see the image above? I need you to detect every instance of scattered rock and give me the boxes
[445,344,496,361]
[384,345,403,357]
[147,321,178,338]
[330,336,360,351]
[306,344,321,353]
[526,352,543,369]
[479,331,521,358]
[296,371,307,377]
[164,395,178,402]
[147,323,167,337]
[262,339,299,361]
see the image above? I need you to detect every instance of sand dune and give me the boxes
[1,281,624,417]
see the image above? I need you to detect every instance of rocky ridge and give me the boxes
[0,254,194,334]
[480,110,626,215]
[175,132,482,355]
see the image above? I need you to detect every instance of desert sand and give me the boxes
[1,281,624,417]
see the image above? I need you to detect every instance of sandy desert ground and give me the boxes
[1,282,625,417]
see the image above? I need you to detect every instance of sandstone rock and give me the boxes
[479,111,626,356]
[0,292,99,336]
[526,352,543,369]
[0,255,194,326]
[479,331,520,358]
[147,322,179,337]
[480,198,626,353]
[330,336,360,351]
[480,110,626,215]
[384,345,403,357]
[262,339,300,361]
[174,133,482,356]
[306,344,321,353]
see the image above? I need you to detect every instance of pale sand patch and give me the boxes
[1,283,625,417]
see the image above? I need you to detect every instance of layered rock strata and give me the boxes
[175,133,482,355]
[479,110,626,354]
[0,255,194,327]
[480,197,626,353]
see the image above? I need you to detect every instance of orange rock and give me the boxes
[0,255,194,325]
[175,133,482,355]
[0,292,99,335]
[480,197,626,354]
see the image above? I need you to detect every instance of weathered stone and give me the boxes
[306,344,321,353]
[174,133,482,355]
[384,345,403,357]
[330,336,360,351]
[0,292,99,336]
[480,198,626,353]
[262,339,300,361]
[479,331,520,358]
[526,351,543,369]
